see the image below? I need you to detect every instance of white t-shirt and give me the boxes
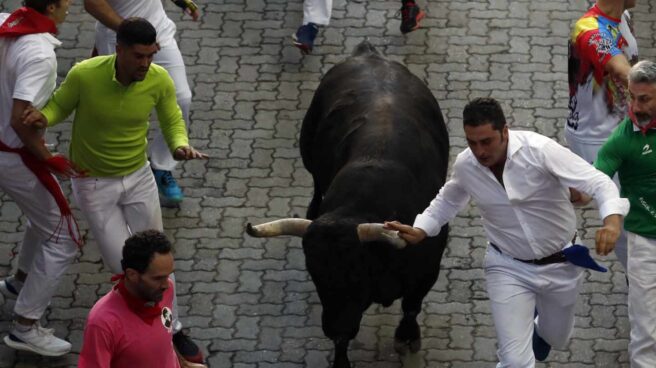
[95,0,177,48]
[0,13,61,148]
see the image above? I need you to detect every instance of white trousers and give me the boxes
[627,232,656,368]
[0,152,78,320]
[485,246,583,368]
[71,163,181,331]
[565,133,628,270]
[303,0,333,25]
[95,34,192,171]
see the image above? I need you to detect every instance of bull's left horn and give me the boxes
[356,223,408,249]
[246,218,312,238]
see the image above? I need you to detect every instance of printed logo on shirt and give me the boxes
[639,197,656,220]
[161,307,173,332]
[589,32,613,60]
[7,17,23,28]
[642,144,652,155]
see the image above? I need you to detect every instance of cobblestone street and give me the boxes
[0,0,655,367]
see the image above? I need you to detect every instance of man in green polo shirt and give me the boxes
[595,60,656,368]
[22,17,207,364]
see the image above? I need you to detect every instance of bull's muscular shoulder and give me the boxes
[320,55,413,93]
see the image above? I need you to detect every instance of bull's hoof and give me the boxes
[394,338,421,355]
[409,338,421,353]
[394,339,409,356]
[332,361,351,368]
[332,356,351,368]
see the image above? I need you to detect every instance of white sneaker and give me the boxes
[4,322,71,356]
[0,276,22,300]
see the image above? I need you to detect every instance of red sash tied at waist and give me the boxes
[0,140,83,247]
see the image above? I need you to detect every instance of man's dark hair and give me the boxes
[24,0,61,14]
[116,17,157,46]
[463,97,507,131]
[121,230,172,273]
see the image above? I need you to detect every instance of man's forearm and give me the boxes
[84,0,123,31]
[10,100,52,161]
[603,213,623,228]
[605,54,631,88]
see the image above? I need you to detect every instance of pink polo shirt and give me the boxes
[79,279,180,368]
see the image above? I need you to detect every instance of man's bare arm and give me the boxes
[605,54,632,88]
[10,99,52,161]
[84,0,123,31]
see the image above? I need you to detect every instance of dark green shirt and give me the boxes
[595,117,656,238]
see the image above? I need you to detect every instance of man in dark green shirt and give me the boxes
[595,60,656,368]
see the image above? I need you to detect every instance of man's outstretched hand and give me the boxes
[173,146,208,160]
[595,214,622,256]
[21,105,48,129]
[383,221,427,245]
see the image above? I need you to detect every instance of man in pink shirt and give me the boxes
[79,230,206,368]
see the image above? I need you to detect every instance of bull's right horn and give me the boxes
[356,223,408,250]
[246,218,312,238]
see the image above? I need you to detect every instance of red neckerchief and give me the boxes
[0,140,83,247]
[112,274,163,324]
[0,7,57,38]
[628,107,656,136]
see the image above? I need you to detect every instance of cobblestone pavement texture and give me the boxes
[0,0,655,367]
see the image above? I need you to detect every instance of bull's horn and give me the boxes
[356,223,407,249]
[246,218,312,238]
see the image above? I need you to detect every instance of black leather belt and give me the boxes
[490,243,567,266]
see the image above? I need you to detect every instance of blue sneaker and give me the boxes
[153,169,184,204]
[532,323,551,361]
[292,23,318,54]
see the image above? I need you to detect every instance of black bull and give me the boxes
[246,42,449,368]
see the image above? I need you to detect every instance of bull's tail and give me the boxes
[351,40,379,57]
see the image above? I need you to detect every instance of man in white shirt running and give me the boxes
[0,0,80,356]
[386,97,629,366]
[84,0,199,205]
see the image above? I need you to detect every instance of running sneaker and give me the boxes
[173,330,205,364]
[399,1,426,34]
[4,322,71,357]
[292,23,319,54]
[0,276,22,300]
[153,169,184,204]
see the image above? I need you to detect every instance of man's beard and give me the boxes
[635,113,653,127]
[629,107,655,127]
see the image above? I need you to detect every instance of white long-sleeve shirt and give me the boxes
[0,13,60,148]
[414,130,629,260]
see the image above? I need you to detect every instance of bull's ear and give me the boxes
[356,223,407,249]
